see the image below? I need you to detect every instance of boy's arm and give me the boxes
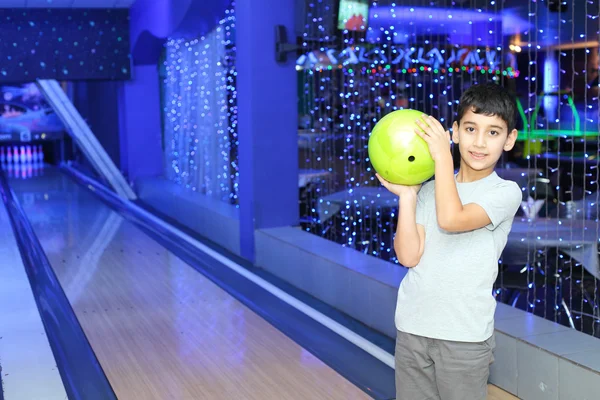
[434,154,521,232]
[433,154,493,232]
[434,154,497,232]
[394,192,426,268]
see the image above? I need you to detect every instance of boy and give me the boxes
[376,83,522,400]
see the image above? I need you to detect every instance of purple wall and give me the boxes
[237,0,298,260]
[73,81,122,169]
[118,65,164,180]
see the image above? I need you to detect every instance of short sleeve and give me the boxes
[415,181,433,226]
[473,180,522,230]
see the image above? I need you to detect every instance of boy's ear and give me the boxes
[451,121,459,144]
[504,129,518,151]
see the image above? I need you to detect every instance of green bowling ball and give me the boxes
[368,109,435,186]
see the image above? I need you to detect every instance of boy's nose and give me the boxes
[474,133,486,147]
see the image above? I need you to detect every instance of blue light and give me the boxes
[162,5,238,205]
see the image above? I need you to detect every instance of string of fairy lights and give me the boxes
[300,0,503,256]
[162,4,238,205]
[595,0,599,338]
[516,0,600,337]
[299,0,599,337]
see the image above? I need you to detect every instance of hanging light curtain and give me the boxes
[162,20,237,204]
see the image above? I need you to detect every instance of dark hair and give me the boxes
[456,82,517,132]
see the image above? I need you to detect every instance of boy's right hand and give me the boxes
[375,173,421,197]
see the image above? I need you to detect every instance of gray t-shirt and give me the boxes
[394,171,522,342]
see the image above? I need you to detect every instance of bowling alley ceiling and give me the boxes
[0,0,134,7]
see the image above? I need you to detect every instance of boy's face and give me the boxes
[452,108,517,172]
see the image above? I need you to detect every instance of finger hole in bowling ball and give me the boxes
[408,156,415,162]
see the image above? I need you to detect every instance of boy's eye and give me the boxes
[466,127,475,132]
[489,130,498,136]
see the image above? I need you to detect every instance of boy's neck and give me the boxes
[455,161,496,183]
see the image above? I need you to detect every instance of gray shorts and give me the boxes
[395,330,495,400]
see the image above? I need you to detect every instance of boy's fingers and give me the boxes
[414,118,429,131]
[421,115,447,137]
[427,115,444,130]
[414,128,429,142]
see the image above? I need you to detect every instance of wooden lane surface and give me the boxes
[15,172,371,400]
[488,385,520,400]
[0,199,67,400]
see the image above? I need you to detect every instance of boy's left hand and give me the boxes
[414,115,452,162]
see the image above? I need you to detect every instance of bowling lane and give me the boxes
[0,189,67,400]
[9,168,371,400]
